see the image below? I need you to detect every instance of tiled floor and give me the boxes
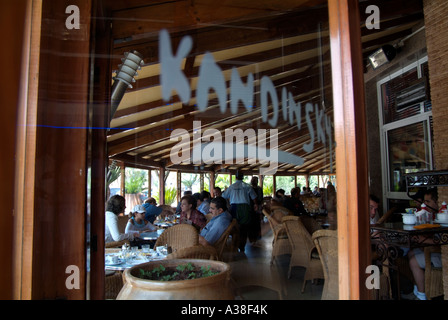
[229,221,323,300]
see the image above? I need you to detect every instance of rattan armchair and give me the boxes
[312,229,338,300]
[166,244,218,260]
[105,271,125,299]
[262,208,291,265]
[105,239,130,248]
[213,219,237,261]
[282,215,324,293]
[424,246,443,299]
[154,223,199,252]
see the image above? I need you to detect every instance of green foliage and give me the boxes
[106,161,121,187]
[164,187,177,206]
[125,168,147,194]
[138,263,219,281]
[181,173,199,190]
[276,176,295,194]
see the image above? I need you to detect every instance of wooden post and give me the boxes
[177,171,181,202]
[159,167,165,204]
[148,169,152,197]
[13,0,92,299]
[120,163,125,195]
[210,171,216,196]
[328,0,370,300]
[2,0,27,300]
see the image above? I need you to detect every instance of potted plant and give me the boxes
[125,168,147,213]
[117,259,234,300]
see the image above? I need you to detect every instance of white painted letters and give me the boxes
[159,30,333,172]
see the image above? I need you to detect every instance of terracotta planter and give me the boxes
[117,259,234,300]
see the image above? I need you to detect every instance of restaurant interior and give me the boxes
[2,0,448,301]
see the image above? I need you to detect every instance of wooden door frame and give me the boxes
[328,0,371,300]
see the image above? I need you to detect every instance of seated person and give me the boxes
[105,195,138,243]
[199,196,233,246]
[197,191,211,215]
[213,187,222,198]
[273,189,286,205]
[176,190,192,214]
[407,188,441,300]
[125,204,157,234]
[283,187,307,216]
[369,194,380,224]
[142,197,162,224]
[179,194,207,231]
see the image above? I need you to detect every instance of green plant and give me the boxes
[138,263,219,281]
[125,168,147,194]
[164,187,177,206]
[106,161,121,187]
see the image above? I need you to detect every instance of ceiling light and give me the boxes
[368,44,397,69]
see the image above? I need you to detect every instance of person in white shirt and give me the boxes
[105,195,138,243]
[222,171,258,252]
[125,204,157,234]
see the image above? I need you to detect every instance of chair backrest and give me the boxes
[312,229,338,300]
[105,239,130,248]
[263,208,287,237]
[117,215,129,233]
[154,224,199,252]
[213,219,237,260]
[282,215,314,254]
[166,245,218,260]
[300,215,322,235]
[205,213,213,224]
[270,206,293,224]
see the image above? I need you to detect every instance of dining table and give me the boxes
[105,247,168,271]
[370,221,448,298]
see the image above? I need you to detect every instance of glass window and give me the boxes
[381,68,420,124]
[387,120,432,192]
[275,176,296,195]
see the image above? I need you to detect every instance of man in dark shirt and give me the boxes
[283,187,307,216]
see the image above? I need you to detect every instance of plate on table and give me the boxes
[105,258,124,266]
[434,219,448,226]
[128,257,149,265]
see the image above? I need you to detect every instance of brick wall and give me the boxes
[424,0,448,202]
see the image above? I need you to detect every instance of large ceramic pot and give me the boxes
[117,259,234,300]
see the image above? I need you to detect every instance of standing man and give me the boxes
[249,176,264,244]
[222,171,258,252]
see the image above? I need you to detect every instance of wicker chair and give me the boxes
[312,229,338,300]
[424,246,443,300]
[154,223,199,252]
[105,271,124,299]
[213,219,237,261]
[166,245,218,260]
[105,239,130,248]
[117,215,129,233]
[300,215,322,235]
[282,215,324,293]
[205,213,213,224]
[262,208,291,265]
